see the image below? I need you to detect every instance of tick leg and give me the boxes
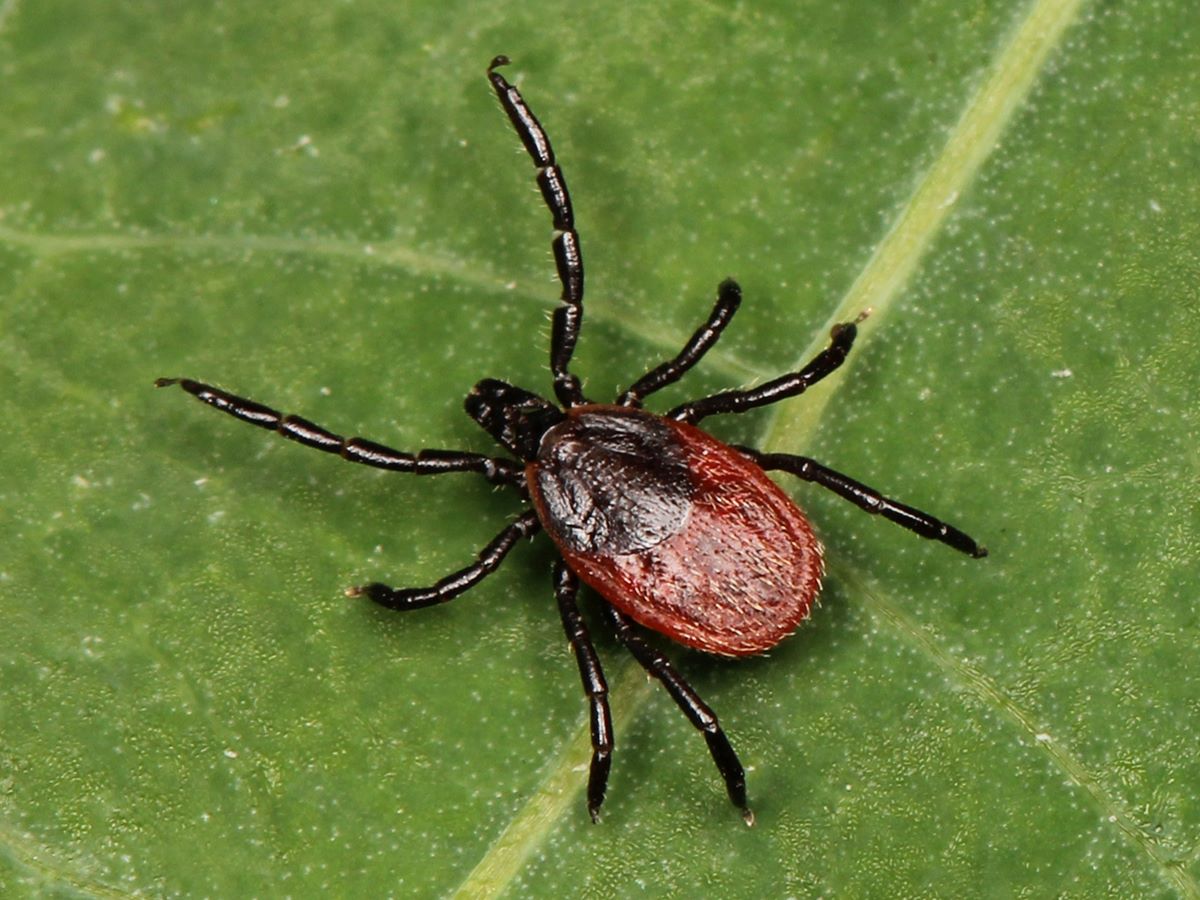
[668,313,866,425]
[348,510,541,610]
[618,279,742,408]
[603,605,754,826]
[488,56,587,408]
[739,447,987,558]
[553,561,613,822]
[155,378,523,488]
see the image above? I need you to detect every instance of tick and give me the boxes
[156,55,987,825]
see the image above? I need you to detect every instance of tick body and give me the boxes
[157,55,986,825]
[529,405,823,657]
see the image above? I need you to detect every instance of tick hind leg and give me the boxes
[668,312,868,425]
[603,605,753,826]
[618,279,742,407]
[488,56,586,408]
[739,447,987,558]
[553,562,614,822]
[155,378,523,486]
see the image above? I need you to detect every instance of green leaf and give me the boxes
[2,0,1197,896]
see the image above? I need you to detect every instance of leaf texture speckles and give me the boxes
[2,0,1198,897]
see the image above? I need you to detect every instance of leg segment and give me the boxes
[488,56,586,408]
[668,313,867,425]
[739,447,987,558]
[349,511,541,609]
[618,279,742,407]
[603,605,753,825]
[155,378,522,487]
[553,562,613,822]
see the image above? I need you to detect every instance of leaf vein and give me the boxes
[844,564,1199,898]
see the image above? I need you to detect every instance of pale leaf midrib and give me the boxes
[760,0,1088,456]
[452,1,1125,898]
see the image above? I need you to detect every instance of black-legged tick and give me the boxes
[157,56,986,824]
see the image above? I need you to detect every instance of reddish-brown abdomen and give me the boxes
[528,407,823,656]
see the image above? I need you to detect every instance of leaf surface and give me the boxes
[1,1,1197,896]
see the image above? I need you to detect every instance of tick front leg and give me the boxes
[349,511,541,610]
[155,378,522,487]
[603,605,753,826]
[739,447,987,558]
[488,57,587,408]
[553,561,613,822]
